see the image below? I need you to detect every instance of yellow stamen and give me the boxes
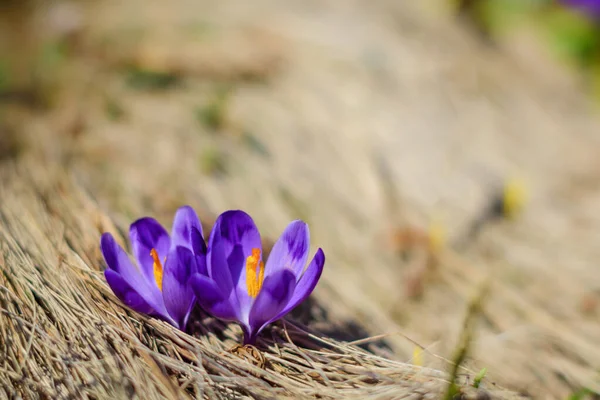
[150,248,163,291]
[245,248,264,298]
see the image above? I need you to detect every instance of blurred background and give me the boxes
[1,0,600,398]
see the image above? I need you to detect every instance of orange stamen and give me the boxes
[150,248,164,291]
[245,248,264,298]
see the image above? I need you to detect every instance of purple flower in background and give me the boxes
[190,210,325,344]
[561,0,600,19]
[101,206,206,330]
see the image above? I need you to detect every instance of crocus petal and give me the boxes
[162,247,197,330]
[264,220,310,279]
[213,210,262,283]
[101,232,170,320]
[129,218,171,283]
[207,223,234,292]
[100,233,134,274]
[190,274,239,321]
[274,248,325,321]
[246,269,296,343]
[196,254,208,277]
[210,210,262,318]
[101,233,148,290]
[105,269,155,315]
[171,206,206,256]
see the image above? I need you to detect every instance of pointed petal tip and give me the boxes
[100,231,116,252]
[214,210,260,235]
[173,205,200,227]
[100,231,114,243]
[129,217,169,242]
[177,204,194,213]
[129,216,160,236]
[270,247,325,322]
[220,209,251,218]
[265,219,310,278]
[128,216,170,280]
[172,206,206,255]
[315,248,325,265]
[103,267,112,281]
[211,210,259,245]
[100,232,122,271]
[307,248,325,281]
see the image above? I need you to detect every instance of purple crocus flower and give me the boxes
[190,210,325,344]
[561,0,600,19]
[101,206,206,330]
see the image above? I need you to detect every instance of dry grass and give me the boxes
[0,160,520,399]
[2,0,600,398]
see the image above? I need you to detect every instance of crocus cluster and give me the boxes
[101,207,325,344]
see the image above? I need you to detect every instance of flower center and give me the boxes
[150,248,164,291]
[245,248,264,298]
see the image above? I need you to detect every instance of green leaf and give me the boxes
[473,367,487,388]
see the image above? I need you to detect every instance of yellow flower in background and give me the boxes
[413,346,424,367]
[428,218,447,254]
[502,177,528,219]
